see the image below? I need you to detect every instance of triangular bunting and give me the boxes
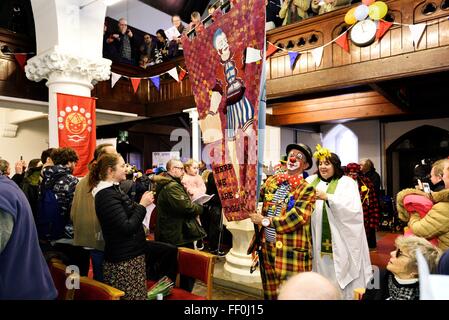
[14,53,27,71]
[409,23,426,47]
[376,20,393,41]
[179,69,187,81]
[335,32,350,53]
[167,67,179,82]
[266,42,278,59]
[150,76,160,91]
[311,47,324,67]
[130,78,141,93]
[111,72,121,88]
[245,47,262,63]
[288,51,300,70]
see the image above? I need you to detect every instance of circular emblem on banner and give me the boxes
[58,105,93,142]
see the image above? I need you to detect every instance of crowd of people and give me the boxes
[102,3,222,69]
[266,0,359,30]
[0,146,228,299]
[1,141,449,300]
[249,143,449,300]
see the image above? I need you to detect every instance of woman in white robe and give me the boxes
[306,149,372,300]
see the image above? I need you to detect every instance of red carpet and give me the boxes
[370,232,400,269]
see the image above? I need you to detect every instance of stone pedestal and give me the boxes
[223,217,261,283]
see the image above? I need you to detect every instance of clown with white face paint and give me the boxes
[248,143,316,299]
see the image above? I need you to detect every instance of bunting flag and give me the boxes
[167,67,179,82]
[111,72,121,88]
[335,32,350,53]
[130,78,141,93]
[311,46,324,67]
[288,51,300,70]
[150,76,160,90]
[56,93,96,177]
[245,47,262,63]
[178,68,187,81]
[409,23,426,47]
[266,42,278,59]
[376,20,393,41]
[181,0,264,221]
[14,53,27,71]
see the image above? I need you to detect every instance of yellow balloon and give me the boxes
[369,1,388,20]
[344,7,357,25]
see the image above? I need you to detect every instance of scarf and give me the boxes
[310,177,339,256]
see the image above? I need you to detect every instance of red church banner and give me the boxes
[182,0,265,221]
[56,93,96,177]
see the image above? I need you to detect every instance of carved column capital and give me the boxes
[25,49,111,84]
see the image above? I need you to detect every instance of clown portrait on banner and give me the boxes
[182,0,265,221]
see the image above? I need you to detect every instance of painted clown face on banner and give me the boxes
[213,29,231,61]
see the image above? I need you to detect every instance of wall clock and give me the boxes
[350,19,377,47]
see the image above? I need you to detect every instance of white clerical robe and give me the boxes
[306,175,372,300]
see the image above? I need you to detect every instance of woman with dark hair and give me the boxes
[89,153,154,300]
[306,145,372,300]
[154,29,169,63]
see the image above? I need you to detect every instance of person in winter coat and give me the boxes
[90,153,154,300]
[397,187,449,252]
[154,159,205,291]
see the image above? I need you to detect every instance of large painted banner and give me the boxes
[57,93,96,177]
[182,0,265,221]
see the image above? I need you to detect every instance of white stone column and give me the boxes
[183,107,201,161]
[26,52,111,147]
[26,0,111,147]
[223,216,261,283]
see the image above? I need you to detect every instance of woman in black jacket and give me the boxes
[90,153,154,300]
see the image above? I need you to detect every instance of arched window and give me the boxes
[323,124,358,166]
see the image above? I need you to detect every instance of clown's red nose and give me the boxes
[289,156,297,163]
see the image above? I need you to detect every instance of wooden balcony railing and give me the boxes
[266,0,449,99]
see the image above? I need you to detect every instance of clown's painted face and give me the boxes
[287,150,307,173]
[214,32,230,61]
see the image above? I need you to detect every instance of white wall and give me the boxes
[0,118,49,176]
[384,118,449,149]
[106,0,174,35]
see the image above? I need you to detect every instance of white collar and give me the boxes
[92,180,118,197]
[394,276,419,285]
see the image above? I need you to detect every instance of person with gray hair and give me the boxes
[363,235,441,300]
[278,272,342,300]
[154,158,205,292]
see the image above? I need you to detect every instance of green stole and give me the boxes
[310,177,339,257]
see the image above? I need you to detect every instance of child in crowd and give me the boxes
[181,159,207,250]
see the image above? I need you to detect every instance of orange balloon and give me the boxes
[369,1,388,20]
[344,7,357,25]
[362,0,375,5]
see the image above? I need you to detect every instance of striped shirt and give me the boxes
[264,182,290,243]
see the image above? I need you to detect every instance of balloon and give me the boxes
[344,7,357,25]
[354,4,369,21]
[369,1,388,20]
[362,0,375,5]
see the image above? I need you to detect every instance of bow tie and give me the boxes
[276,173,303,188]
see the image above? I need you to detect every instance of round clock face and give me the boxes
[350,20,377,47]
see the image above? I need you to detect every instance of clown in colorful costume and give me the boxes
[248,143,315,300]
[306,147,372,300]
[213,28,254,140]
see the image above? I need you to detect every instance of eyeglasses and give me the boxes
[289,152,304,161]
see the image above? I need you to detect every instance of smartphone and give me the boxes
[422,182,431,194]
